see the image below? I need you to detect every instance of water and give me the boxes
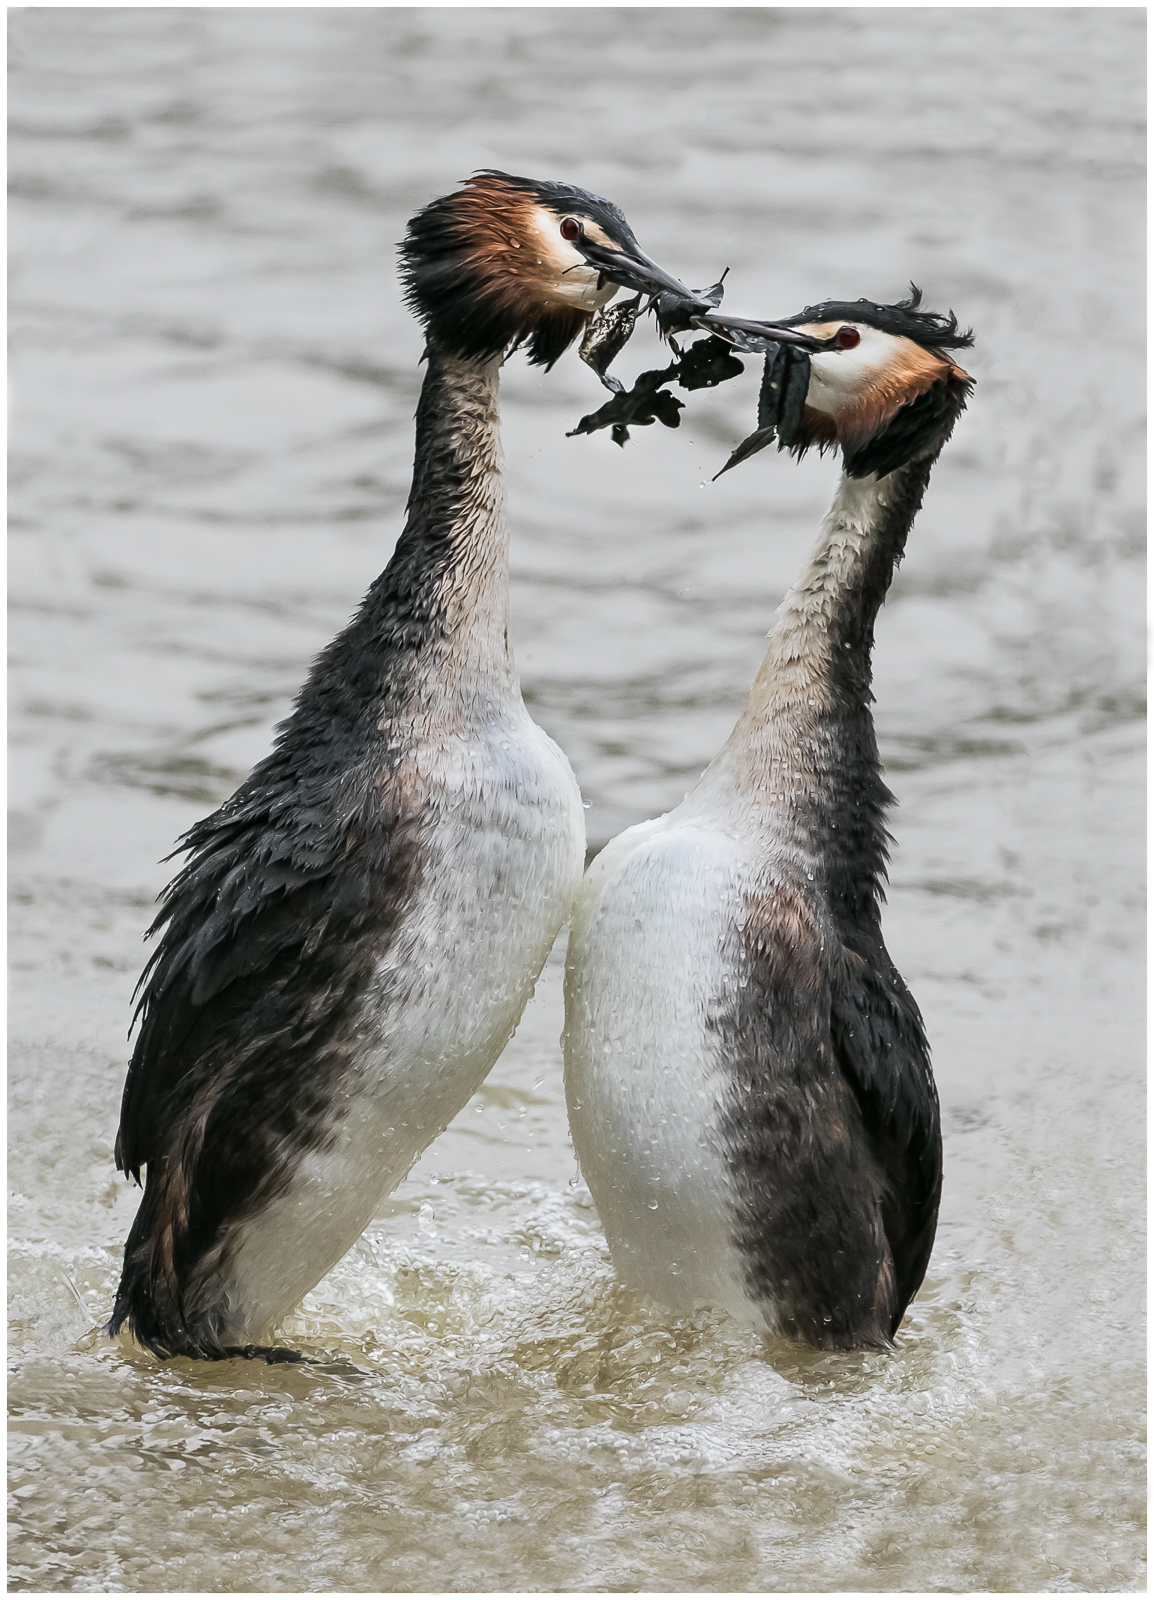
[8,8,1144,1591]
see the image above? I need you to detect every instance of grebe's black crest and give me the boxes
[475,170,641,256]
[777,285,974,352]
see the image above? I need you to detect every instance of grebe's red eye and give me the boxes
[559,217,582,243]
[835,326,861,350]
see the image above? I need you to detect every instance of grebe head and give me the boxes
[779,289,975,476]
[400,171,698,370]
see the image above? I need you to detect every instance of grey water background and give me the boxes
[8,7,1144,1591]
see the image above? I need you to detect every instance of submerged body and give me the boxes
[566,305,972,1348]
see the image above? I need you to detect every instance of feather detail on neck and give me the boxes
[695,458,934,815]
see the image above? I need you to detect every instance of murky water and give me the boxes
[9,8,1144,1591]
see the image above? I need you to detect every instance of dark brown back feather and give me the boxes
[715,887,901,1349]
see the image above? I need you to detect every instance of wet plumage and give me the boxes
[110,172,689,1360]
[565,300,973,1349]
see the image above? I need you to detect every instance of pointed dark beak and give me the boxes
[578,239,716,315]
[699,314,837,353]
[579,239,842,353]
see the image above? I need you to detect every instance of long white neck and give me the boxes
[687,458,935,923]
[279,347,519,761]
[729,472,897,756]
[395,346,515,710]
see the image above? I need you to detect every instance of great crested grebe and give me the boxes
[564,295,973,1350]
[110,172,703,1360]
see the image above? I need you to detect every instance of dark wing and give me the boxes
[115,752,416,1184]
[829,929,943,1329]
[716,885,941,1349]
[718,891,905,1348]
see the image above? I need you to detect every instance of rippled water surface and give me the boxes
[9,8,1145,1592]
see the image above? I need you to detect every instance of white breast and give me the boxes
[223,707,584,1337]
[564,815,756,1319]
[363,709,584,1131]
